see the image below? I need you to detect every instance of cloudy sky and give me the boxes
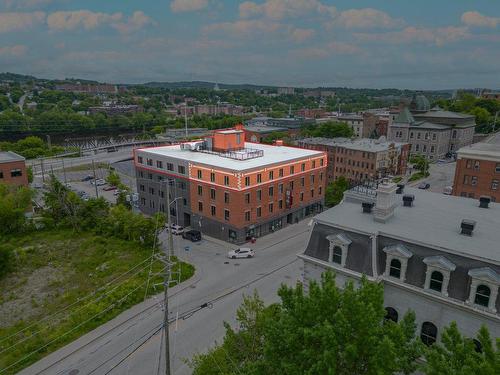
[0,0,499,89]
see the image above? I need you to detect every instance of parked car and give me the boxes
[166,224,184,235]
[227,248,255,259]
[81,175,94,182]
[443,186,453,195]
[32,182,43,189]
[103,185,118,191]
[182,230,201,242]
[91,179,106,186]
[418,182,430,190]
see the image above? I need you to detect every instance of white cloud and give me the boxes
[0,11,45,33]
[1,0,54,9]
[461,11,499,28]
[0,44,27,56]
[335,8,403,29]
[290,28,315,43]
[354,26,470,46]
[170,0,208,13]
[239,0,335,20]
[47,10,122,31]
[203,19,282,36]
[290,41,359,59]
[112,11,156,34]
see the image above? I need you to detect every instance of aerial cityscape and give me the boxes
[0,1,499,374]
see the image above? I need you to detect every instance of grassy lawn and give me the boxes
[0,229,194,374]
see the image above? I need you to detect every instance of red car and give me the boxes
[103,185,117,191]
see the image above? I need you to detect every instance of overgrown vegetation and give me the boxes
[190,273,499,375]
[0,136,69,159]
[301,121,354,138]
[0,178,194,373]
[409,155,430,182]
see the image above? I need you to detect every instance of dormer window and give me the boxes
[383,244,412,282]
[326,233,352,268]
[467,267,500,312]
[423,256,456,296]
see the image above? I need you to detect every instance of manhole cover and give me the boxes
[69,370,79,375]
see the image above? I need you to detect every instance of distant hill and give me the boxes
[142,81,274,90]
[0,72,37,83]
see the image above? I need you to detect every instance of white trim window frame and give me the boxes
[383,244,413,282]
[423,256,456,297]
[467,267,500,313]
[326,233,352,268]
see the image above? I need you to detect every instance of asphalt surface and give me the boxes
[18,221,312,375]
[407,161,456,194]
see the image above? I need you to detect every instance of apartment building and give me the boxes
[297,137,409,185]
[0,151,28,187]
[300,183,500,345]
[452,132,500,201]
[135,126,327,243]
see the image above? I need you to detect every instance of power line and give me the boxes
[0,255,154,346]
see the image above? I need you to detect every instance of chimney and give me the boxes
[461,219,476,236]
[362,201,374,213]
[479,195,491,208]
[403,194,415,207]
[396,184,405,194]
[373,182,398,223]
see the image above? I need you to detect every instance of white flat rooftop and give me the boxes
[138,142,324,171]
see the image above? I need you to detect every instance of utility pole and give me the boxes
[40,158,45,183]
[163,178,174,375]
[61,158,67,184]
[46,134,51,150]
[92,159,99,198]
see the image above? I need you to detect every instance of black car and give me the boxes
[182,230,202,242]
[81,175,94,182]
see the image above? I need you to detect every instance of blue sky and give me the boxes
[0,0,499,89]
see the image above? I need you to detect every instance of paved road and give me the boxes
[407,161,456,194]
[19,221,312,375]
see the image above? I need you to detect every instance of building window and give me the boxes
[269,171,274,180]
[138,156,143,164]
[224,176,230,186]
[211,205,216,216]
[198,202,203,212]
[278,184,283,194]
[301,163,305,171]
[496,163,500,173]
[269,186,274,196]
[452,130,457,139]
[156,160,163,168]
[430,146,435,153]
[10,169,22,177]
[197,185,203,196]
[245,176,250,186]
[466,159,472,169]
[210,188,216,199]
[320,158,324,166]
[197,170,202,179]
[224,209,230,221]
[210,172,215,182]
[290,165,295,175]
[146,158,153,166]
[463,175,470,185]
[279,168,284,177]
[256,207,261,217]
[432,134,437,141]
[178,165,185,174]
[300,192,304,201]
[245,211,250,221]
[257,190,262,201]
[245,193,250,204]
[147,173,152,180]
[384,307,398,323]
[268,203,273,213]
[140,184,145,192]
[319,186,322,195]
[389,259,401,278]
[421,322,438,346]
[474,285,491,307]
[224,192,229,203]
[278,199,283,209]
[429,271,444,292]
[311,189,314,197]
[332,246,342,264]
[471,176,478,186]
[410,132,414,139]
[301,177,305,187]
[290,181,294,190]
[257,173,262,183]
[167,163,174,171]
[474,160,480,171]
[492,180,498,191]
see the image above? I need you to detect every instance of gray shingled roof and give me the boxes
[393,107,415,124]
[0,151,25,163]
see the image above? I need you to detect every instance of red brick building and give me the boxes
[0,151,28,187]
[135,126,327,243]
[452,133,500,202]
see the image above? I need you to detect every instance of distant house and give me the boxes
[0,151,28,188]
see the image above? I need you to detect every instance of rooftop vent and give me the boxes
[362,202,375,213]
[479,196,491,208]
[461,219,476,236]
[402,194,414,207]
[396,184,405,194]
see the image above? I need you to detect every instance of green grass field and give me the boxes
[0,229,194,374]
